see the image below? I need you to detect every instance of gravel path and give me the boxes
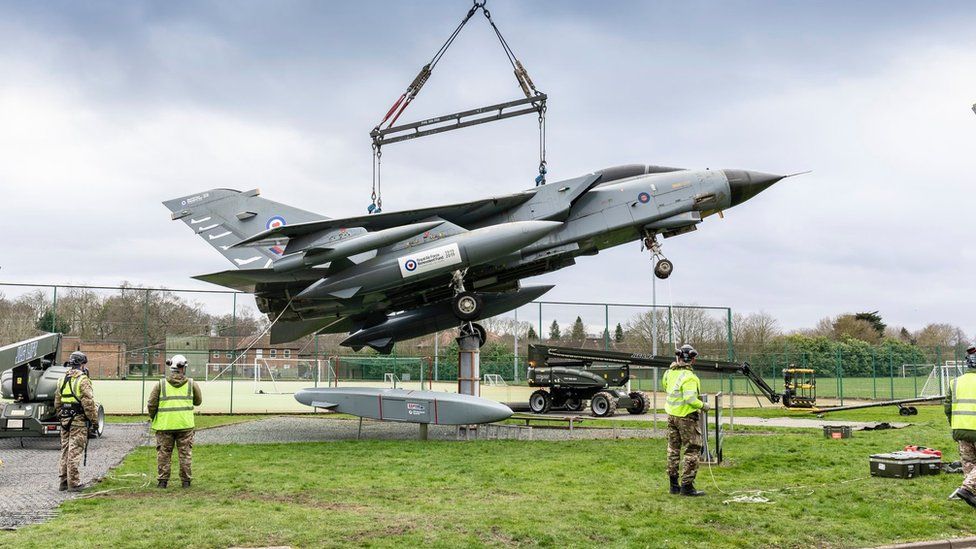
[195,416,665,444]
[0,424,147,530]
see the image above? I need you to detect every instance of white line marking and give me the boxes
[197,224,219,232]
[220,245,230,250]
[264,259,273,268]
[190,217,211,224]
[234,256,262,266]
[208,231,231,240]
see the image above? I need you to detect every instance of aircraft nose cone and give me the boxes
[724,170,785,206]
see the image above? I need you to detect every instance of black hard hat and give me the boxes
[68,351,88,367]
[675,344,698,363]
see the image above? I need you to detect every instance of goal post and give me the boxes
[330,355,428,389]
[483,373,507,387]
[253,357,325,394]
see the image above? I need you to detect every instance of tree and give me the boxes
[854,311,886,337]
[36,308,70,334]
[526,325,538,340]
[914,323,968,350]
[614,323,624,343]
[832,314,880,344]
[569,316,586,344]
[548,320,561,341]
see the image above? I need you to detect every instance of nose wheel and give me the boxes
[643,235,673,280]
[449,269,484,320]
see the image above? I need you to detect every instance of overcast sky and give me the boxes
[2,1,975,337]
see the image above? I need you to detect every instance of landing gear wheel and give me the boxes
[654,259,674,279]
[590,391,618,418]
[88,404,105,439]
[899,407,912,416]
[471,323,486,347]
[627,391,651,414]
[529,390,552,414]
[908,406,919,416]
[564,396,584,412]
[452,292,483,321]
[458,322,487,347]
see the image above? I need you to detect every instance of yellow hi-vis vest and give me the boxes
[662,367,702,418]
[60,375,85,405]
[151,378,195,431]
[951,372,976,431]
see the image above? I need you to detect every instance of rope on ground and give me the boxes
[704,458,869,504]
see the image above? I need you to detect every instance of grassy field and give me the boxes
[3,406,974,548]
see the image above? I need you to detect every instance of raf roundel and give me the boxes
[266,215,287,230]
[637,192,651,204]
[404,259,418,272]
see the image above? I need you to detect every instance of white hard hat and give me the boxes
[167,354,188,370]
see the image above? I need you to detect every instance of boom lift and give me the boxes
[0,333,105,440]
[526,344,794,416]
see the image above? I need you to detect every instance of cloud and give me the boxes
[1,1,975,340]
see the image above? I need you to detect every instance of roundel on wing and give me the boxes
[404,259,418,272]
[637,192,651,204]
[267,216,286,230]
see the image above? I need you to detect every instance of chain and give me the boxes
[369,145,383,214]
[536,103,547,186]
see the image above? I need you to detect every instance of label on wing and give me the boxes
[397,243,461,278]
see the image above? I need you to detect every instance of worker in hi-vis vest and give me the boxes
[148,354,203,489]
[662,344,709,497]
[947,345,976,508]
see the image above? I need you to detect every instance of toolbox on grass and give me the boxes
[823,425,852,439]
[870,452,919,478]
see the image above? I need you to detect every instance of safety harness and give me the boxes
[59,373,92,465]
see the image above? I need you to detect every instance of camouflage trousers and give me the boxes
[959,440,976,493]
[156,429,194,482]
[59,421,89,487]
[667,414,702,485]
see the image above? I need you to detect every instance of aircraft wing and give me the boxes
[233,190,536,247]
[193,268,322,292]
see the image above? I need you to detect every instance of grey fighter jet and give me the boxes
[163,166,787,353]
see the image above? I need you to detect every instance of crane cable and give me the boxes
[369,0,547,213]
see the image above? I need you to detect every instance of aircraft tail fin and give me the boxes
[162,189,327,269]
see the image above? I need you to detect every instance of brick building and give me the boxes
[60,336,127,379]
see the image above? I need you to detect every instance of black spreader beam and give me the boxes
[371,94,547,147]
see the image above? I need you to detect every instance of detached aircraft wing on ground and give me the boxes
[164,165,790,354]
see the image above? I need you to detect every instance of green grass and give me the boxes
[4,406,975,548]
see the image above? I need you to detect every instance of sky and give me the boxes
[1,0,975,337]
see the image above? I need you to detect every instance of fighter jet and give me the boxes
[164,165,788,353]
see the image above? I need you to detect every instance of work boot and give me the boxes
[956,487,976,510]
[680,482,706,497]
[157,480,168,489]
[669,475,680,495]
[181,480,191,488]
[58,478,68,492]
[67,483,85,493]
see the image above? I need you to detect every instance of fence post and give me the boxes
[604,304,609,351]
[51,285,58,332]
[836,348,844,406]
[434,332,439,381]
[889,351,894,400]
[230,293,237,414]
[726,308,734,362]
[871,352,876,399]
[142,289,149,414]
[514,308,520,382]
[314,333,319,388]
[538,303,543,343]
[667,306,674,350]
